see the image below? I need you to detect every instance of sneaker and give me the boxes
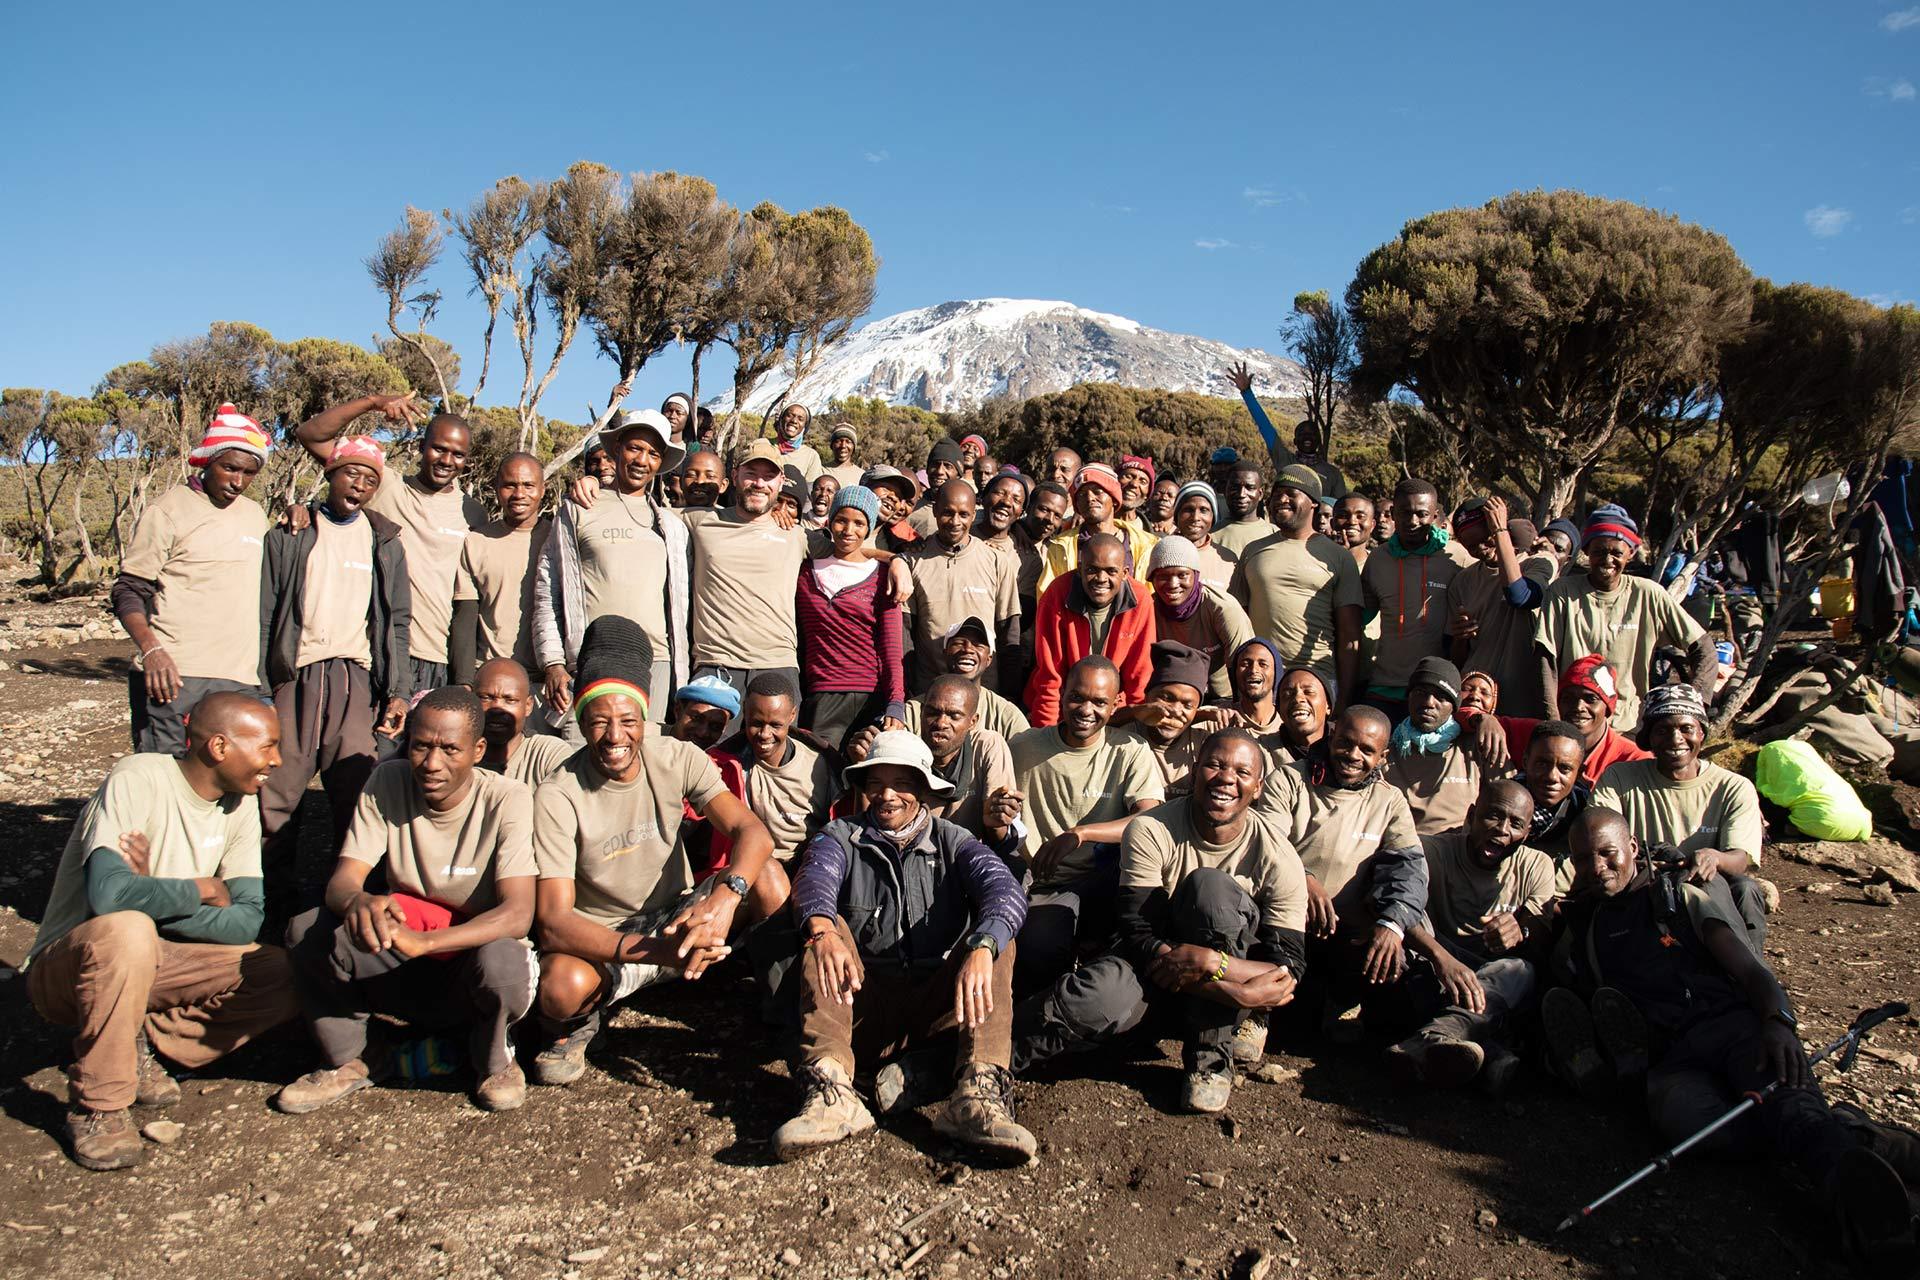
[1477,1043,1522,1098]
[1830,1147,1919,1269]
[65,1107,142,1171]
[934,1064,1037,1161]
[133,1031,181,1109]
[1834,1102,1920,1185]
[1179,1068,1234,1115]
[474,1063,527,1112]
[1230,1013,1270,1067]
[1383,1035,1429,1089]
[272,1059,379,1115]
[873,1050,945,1118]
[1421,1038,1486,1089]
[1589,987,1650,1080]
[1541,988,1611,1101]
[531,1014,601,1087]
[771,1060,874,1161]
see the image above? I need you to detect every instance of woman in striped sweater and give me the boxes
[795,486,908,751]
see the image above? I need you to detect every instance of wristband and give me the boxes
[803,929,832,948]
[141,645,166,661]
[1205,951,1229,983]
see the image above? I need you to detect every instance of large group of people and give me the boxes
[27,380,1919,1269]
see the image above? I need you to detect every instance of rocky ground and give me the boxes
[1,576,1918,1280]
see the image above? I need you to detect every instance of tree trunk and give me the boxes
[540,376,631,481]
[688,342,708,450]
[1531,455,1582,525]
[71,471,98,579]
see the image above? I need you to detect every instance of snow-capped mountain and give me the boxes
[713,299,1309,413]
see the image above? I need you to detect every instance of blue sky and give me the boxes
[4,0,1915,422]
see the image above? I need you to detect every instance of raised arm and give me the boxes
[293,393,424,466]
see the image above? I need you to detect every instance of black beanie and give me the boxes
[576,615,654,691]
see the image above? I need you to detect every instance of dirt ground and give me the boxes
[2,582,1918,1280]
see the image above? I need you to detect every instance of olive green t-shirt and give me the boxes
[364,476,487,664]
[1590,758,1764,864]
[533,733,727,925]
[121,484,269,685]
[1420,829,1556,947]
[1210,517,1277,559]
[1229,532,1361,680]
[340,760,537,916]
[1120,798,1309,936]
[453,517,551,670]
[1010,726,1166,886]
[683,507,809,669]
[1535,574,1705,731]
[29,754,262,964]
[1385,741,1483,837]
[746,738,840,861]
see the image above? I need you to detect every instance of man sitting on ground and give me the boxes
[904,617,1030,742]
[1027,533,1156,726]
[1491,655,1653,785]
[528,619,785,1087]
[1014,729,1306,1114]
[27,693,296,1170]
[1116,641,1216,797]
[1516,719,1591,876]
[773,731,1033,1162]
[1383,780,1550,1094]
[276,687,538,1115]
[475,658,573,787]
[718,674,843,864]
[853,674,1021,852]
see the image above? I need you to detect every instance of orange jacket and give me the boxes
[1025,574,1157,726]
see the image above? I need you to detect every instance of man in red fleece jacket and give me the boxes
[1026,534,1156,726]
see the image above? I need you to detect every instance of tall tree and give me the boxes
[1280,289,1356,454]
[366,206,456,408]
[1345,190,1753,519]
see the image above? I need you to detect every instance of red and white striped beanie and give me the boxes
[188,404,271,468]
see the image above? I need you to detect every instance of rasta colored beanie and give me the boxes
[573,615,654,722]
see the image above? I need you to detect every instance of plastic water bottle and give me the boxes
[393,1036,464,1081]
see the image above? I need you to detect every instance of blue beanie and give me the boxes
[1583,503,1641,549]
[828,484,881,530]
[673,675,741,718]
[1209,446,1240,465]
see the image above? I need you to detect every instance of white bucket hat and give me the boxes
[842,730,954,795]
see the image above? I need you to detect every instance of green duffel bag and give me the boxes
[1754,739,1874,842]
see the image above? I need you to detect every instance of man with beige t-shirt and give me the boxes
[114,404,273,753]
[450,452,550,684]
[294,392,486,694]
[276,688,539,1115]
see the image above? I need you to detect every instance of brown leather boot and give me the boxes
[66,1108,142,1172]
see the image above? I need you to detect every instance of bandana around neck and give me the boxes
[1391,716,1463,757]
[868,803,933,851]
[1385,527,1450,559]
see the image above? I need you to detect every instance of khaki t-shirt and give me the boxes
[365,477,487,664]
[1211,517,1277,559]
[341,760,536,916]
[573,493,670,651]
[683,508,808,669]
[294,511,375,670]
[29,754,262,964]
[1591,758,1764,864]
[121,484,268,685]
[1115,722,1208,798]
[1536,574,1705,731]
[454,518,551,669]
[1229,532,1361,680]
[533,733,727,925]
[929,728,1017,837]
[1447,553,1558,719]
[1195,540,1238,596]
[1360,540,1477,692]
[1010,726,1166,885]
[1121,799,1309,937]
[1385,741,1483,837]
[904,687,1031,744]
[746,738,839,861]
[825,462,866,492]
[905,539,1020,683]
[498,733,575,789]
[1257,763,1420,902]
[1420,829,1556,944]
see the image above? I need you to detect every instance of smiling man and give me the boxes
[1208,460,1278,558]
[277,687,539,1115]
[1015,728,1307,1113]
[1383,658,1484,836]
[717,674,842,864]
[1027,533,1157,726]
[27,693,297,1170]
[450,453,550,685]
[1359,478,1476,722]
[115,404,274,753]
[903,480,1021,691]
[296,393,487,694]
[1230,465,1362,702]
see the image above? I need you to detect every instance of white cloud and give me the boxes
[1898,80,1919,100]
[1865,76,1917,99]
[1194,238,1238,251]
[1804,205,1854,237]
[863,149,889,164]
[1903,204,1920,224]
[1883,6,1920,30]
[1867,292,1914,307]
[1243,185,1307,208]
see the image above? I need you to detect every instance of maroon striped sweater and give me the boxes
[794,558,906,702]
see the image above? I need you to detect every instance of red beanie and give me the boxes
[1561,654,1620,714]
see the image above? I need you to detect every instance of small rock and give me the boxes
[1865,884,1897,907]
[1180,1259,1206,1272]
[566,1247,609,1263]
[1245,1249,1275,1280]
[1330,1153,1350,1164]
[351,1219,379,1237]
[1194,1171,1226,1188]
[140,1121,183,1146]
[1250,1063,1300,1085]
[779,1248,802,1267]
[1272,1224,1298,1243]
[963,1242,981,1257]
[1474,1208,1498,1230]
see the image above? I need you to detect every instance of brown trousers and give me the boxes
[27,912,298,1111]
[799,920,1015,1076]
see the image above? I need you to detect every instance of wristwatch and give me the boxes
[964,931,1000,959]
[718,873,750,899]
[1768,1007,1798,1031]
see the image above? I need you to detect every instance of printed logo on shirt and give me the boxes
[436,526,467,539]
[199,834,224,849]
[599,824,662,860]
[240,534,263,548]
[445,865,480,877]
[1354,830,1381,842]
[344,559,374,574]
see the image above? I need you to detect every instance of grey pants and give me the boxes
[1014,867,1258,1076]
[1014,861,1120,999]
[693,664,800,732]
[286,907,533,1077]
[1402,953,1536,1046]
[408,657,448,696]
[128,671,261,754]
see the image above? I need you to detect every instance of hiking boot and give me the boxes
[531,1014,600,1087]
[771,1060,874,1161]
[273,1059,379,1115]
[934,1063,1037,1161]
[1541,988,1611,1102]
[1835,1102,1920,1185]
[1477,1043,1522,1098]
[66,1107,142,1171]
[1421,1038,1486,1089]
[1829,1147,1919,1269]
[1383,1035,1430,1089]
[874,1050,945,1118]
[133,1031,181,1109]
[1180,1068,1235,1115]
[1230,1012,1270,1067]
[1589,987,1650,1080]
[474,1063,527,1112]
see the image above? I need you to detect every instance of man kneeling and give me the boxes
[1013,729,1306,1114]
[774,731,1033,1162]
[276,687,538,1114]
[27,693,297,1170]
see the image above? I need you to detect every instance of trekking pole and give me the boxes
[1554,1000,1910,1234]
